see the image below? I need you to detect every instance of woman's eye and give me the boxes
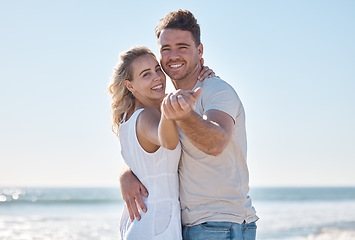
[156,67,162,72]
[143,72,150,77]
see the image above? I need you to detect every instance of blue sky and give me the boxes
[1,1,354,187]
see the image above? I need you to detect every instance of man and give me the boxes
[120,10,258,240]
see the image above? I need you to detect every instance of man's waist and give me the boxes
[181,209,258,226]
[180,197,256,224]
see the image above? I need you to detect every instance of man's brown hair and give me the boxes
[155,10,201,47]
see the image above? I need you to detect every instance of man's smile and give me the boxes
[169,63,184,69]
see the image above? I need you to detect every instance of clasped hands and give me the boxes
[161,87,202,121]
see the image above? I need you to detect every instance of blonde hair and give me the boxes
[107,46,156,136]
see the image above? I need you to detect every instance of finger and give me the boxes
[200,57,205,66]
[199,66,214,81]
[192,87,202,99]
[161,93,169,108]
[136,184,148,212]
[175,91,196,110]
[162,94,174,119]
[135,193,147,213]
[198,65,208,81]
[160,93,168,104]
[176,90,195,104]
[161,97,167,116]
[162,102,172,119]
[141,187,148,197]
[181,88,201,100]
[177,95,191,111]
[207,69,216,78]
[170,94,183,112]
[129,198,141,221]
[126,202,135,222]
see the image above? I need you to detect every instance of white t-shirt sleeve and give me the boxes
[200,79,242,121]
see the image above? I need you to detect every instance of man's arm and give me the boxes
[177,109,234,156]
[119,163,148,221]
[163,88,234,156]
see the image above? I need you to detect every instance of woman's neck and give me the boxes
[134,99,160,112]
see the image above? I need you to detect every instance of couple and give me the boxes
[107,10,258,240]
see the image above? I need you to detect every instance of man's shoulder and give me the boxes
[201,76,228,86]
[199,77,238,96]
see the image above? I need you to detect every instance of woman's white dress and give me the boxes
[119,109,182,240]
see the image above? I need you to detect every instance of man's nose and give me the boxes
[169,49,179,60]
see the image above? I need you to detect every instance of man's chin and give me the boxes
[168,72,186,81]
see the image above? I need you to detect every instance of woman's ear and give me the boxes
[124,80,134,93]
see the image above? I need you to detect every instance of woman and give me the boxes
[107,46,209,239]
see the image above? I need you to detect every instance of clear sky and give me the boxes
[1,1,354,187]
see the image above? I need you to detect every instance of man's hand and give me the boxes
[120,168,148,221]
[161,88,202,121]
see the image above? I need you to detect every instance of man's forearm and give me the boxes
[119,162,148,221]
[176,111,230,156]
[119,162,131,181]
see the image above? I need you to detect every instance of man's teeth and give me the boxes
[170,64,182,68]
[152,84,163,90]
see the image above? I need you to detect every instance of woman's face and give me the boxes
[127,54,166,103]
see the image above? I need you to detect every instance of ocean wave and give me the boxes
[0,187,123,205]
[307,227,355,240]
[282,225,355,240]
[0,198,123,205]
[250,187,355,202]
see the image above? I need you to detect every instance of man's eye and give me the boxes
[161,48,169,52]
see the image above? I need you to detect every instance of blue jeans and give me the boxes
[182,221,257,240]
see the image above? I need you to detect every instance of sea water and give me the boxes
[250,187,355,240]
[1,187,355,240]
[0,187,123,240]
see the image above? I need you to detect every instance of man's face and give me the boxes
[158,28,202,81]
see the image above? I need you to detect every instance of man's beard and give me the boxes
[164,62,199,81]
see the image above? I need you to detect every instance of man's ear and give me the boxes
[124,80,134,93]
[198,43,204,59]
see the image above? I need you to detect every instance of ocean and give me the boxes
[1,187,355,240]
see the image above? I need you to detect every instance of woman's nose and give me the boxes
[153,72,161,81]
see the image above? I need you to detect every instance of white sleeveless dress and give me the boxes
[119,109,182,240]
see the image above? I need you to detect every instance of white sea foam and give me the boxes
[0,210,122,240]
[1,187,355,239]
[254,200,355,240]
[282,228,355,240]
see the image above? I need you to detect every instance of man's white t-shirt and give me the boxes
[178,77,258,226]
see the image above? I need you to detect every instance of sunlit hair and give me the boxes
[155,9,201,47]
[107,46,156,136]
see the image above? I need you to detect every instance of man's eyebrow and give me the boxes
[139,68,150,76]
[177,43,190,47]
[161,42,190,49]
